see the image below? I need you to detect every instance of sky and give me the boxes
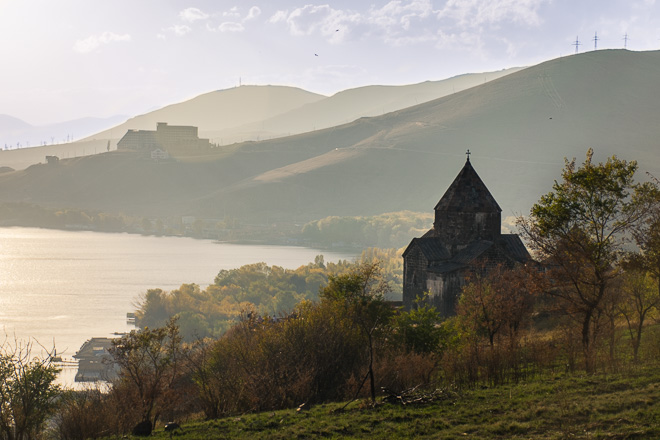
[1,0,659,125]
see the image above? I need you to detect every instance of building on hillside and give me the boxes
[150,148,170,161]
[402,153,530,316]
[117,122,213,156]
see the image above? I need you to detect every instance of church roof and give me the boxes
[402,237,451,260]
[427,241,494,274]
[405,236,529,272]
[427,261,464,274]
[434,158,501,213]
[452,240,494,264]
[500,234,531,262]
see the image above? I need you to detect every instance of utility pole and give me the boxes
[623,33,629,49]
[573,36,581,54]
[593,31,599,50]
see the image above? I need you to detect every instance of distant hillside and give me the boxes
[84,85,327,144]
[190,49,660,224]
[202,69,523,143]
[0,115,127,150]
[0,114,32,133]
[0,86,326,171]
[84,70,522,147]
[0,138,112,172]
[0,71,520,171]
[0,50,657,226]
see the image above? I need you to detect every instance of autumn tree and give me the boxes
[618,271,660,361]
[0,341,61,440]
[518,149,655,372]
[457,264,538,349]
[109,318,185,432]
[319,262,392,405]
[194,303,366,415]
[628,177,660,296]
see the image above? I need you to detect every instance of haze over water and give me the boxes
[0,227,356,386]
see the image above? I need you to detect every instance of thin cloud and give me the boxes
[245,6,262,21]
[269,10,288,24]
[204,6,262,32]
[219,22,245,32]
[74,32,131,54]
[437,0,548,28]
[369,0,435,30]
[167,24,192,36]
[270,1,437,45]
[269,0,548,48]
[272,4,361,42]
[223,7,241,18]
[366,0,437,46]
[179,7,209,23]
[281,5,344,36]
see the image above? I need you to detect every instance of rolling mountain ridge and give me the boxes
[0,69,522,171]
[0,50,657,227]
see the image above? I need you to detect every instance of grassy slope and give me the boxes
[142,366,660,439]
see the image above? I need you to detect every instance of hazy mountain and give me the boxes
[205,49,659,224]
[0,50,657,227]
[0,114,32,133]
[83,71,522,146]
[0,70,519,171]
[202,68,523,144]
[0,115,128,150]
[83,85,327,143]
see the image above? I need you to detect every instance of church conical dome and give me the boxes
[431,156,502,245]
[434,158,501,213]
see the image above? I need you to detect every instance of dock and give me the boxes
[73,337,119,382]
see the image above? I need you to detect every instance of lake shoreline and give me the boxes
[0,223,365,254]
[0,227,358,388]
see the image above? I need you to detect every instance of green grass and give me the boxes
[135,365,660,439]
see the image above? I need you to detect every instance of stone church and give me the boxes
[402,154,530,316]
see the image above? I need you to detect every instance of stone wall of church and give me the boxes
[402,247,428,309]
[433,210,501,248]
[427,272,464,317]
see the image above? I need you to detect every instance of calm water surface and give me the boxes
[0,227,356,386]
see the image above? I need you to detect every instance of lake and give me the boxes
[0,227,357,387]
